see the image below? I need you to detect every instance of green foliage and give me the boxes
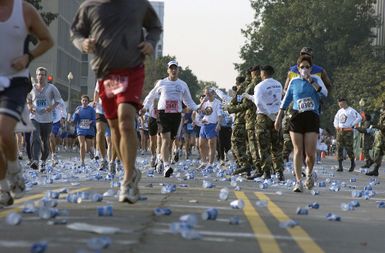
[239,0,384,130]
[26,0,58,25]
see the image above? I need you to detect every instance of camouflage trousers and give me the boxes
[231,124,250,168]
[255,114,283,174]
[247,128,261,172]
[361,135,373,162]
[336,130,354,160]
[282,132,293,161]
[372,131,385,167]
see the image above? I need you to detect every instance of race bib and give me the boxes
[79,119,91,129]
[297,97,315,113]
[103,75,129,98]
[36,99,47,108]
[165,100,178,113]
[187,123,193,131]
[237,95,243,103]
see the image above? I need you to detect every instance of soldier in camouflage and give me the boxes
[366,100,385,176]
[282,104,294,162]
[243,66,263,179]
[356,114,374,168]
[226,76,251,175]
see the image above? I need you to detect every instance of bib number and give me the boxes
[79,119,91,129]
[103,75,129,98]
[297,97,314,113]
[187,123,193,131]
[165,100,178,113]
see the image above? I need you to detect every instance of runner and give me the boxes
[50,99,66,165]
[71,0,162,203]
[143,60,201,177]
[0,0,53,207]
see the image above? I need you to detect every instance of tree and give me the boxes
[26,0,57,25]
[238,0,383,130]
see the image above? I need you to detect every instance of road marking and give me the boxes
[255,192,325,253]
[0,187,91,218]
[235,191,282,253]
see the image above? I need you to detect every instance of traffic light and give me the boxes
[47,75,53,82]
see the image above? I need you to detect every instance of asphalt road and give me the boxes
[0,151,384,253]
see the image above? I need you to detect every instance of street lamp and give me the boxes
[67,72,74,112]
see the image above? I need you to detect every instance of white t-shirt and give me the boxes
[201,98,222,124]
[29,83,62,123]
[52,99,67,123]
[143,78,198,113]
[253,78,282,116]
[333,107,362,129]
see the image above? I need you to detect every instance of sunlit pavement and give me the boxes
[0,152,384,253]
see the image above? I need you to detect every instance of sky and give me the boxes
[161,0,254,90]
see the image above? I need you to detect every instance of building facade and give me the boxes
[373,0,385,47]
[150,1,164,58]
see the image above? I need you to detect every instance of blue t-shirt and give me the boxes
[72,106,96,136]
[281,76,327,116]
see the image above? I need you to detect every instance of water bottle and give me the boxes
[6,212,22,225]
[97,205,113,216]
[377,201,385,208]
[350,178,357,183]
[31,241,48,253]
[181,229,202,240]
[66,193,79,203]
[318,181,326,187]
[46,191,60,199]
[153,207,172,216]
[350,200,360,207]
[161,184,176,194]
[259,182,268,189]
[229,216,240,225]
[202,180,214,189]
[326,212,341,221]
[279,219,299,228]
[308,202,320,209]
[38,207,58,219]
[255,200,268,208]
[311,189,320,196]
[169,222,191,234]
[91,193,103,202]
[178,184,189,188]
[179,214,198,227]
[219,188,229,200]
[351,190,362,198]
[340,202,354,211]
[364,185,372,191]
[230,199,245,209]
[201,208,218,220]
[22,200,37,214]
[103,189,116,197]
[86,236,112,250]
[41,198,58,208]
[296,207,309,215]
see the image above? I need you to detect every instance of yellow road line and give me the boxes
[235,191,282,253]
[255,192,325,253]
[0,187,91,218]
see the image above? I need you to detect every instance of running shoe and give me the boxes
[108,162,116,174]
[119,168,142,204]
[164,165,174,178]
[0,190,14,208]
[7,170,25,199]
[305,175,314,190]
[293,181,303,193]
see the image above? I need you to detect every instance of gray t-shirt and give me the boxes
[29,83,62,123]
[71,0,162,78]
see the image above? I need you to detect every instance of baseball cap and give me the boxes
[167,60,178,68]
[300,47,313,56]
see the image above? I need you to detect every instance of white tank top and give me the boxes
[0,0,29,78]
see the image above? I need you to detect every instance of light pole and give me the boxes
[67,72,74,113]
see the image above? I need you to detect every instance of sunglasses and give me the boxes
[299,65,311,69]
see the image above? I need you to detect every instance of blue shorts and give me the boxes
[184,123,194,135]
[199,123,218,139]
[51,121,61,136]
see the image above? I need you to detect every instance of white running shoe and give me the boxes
[118,168,142,204]
[293,181,303,193]
[163,165,174,178]
[0,190,14,208]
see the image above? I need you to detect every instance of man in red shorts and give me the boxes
[71,0,162,204]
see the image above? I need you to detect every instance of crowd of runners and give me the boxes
[1,0,385,209]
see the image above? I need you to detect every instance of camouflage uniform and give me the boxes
[227,83,250,172]
[244,78,262,173]
[356,118,374,167]
[366,109,385,176]
[255,114,283,178]
[336,130,355,161]
[282,104,293,161]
